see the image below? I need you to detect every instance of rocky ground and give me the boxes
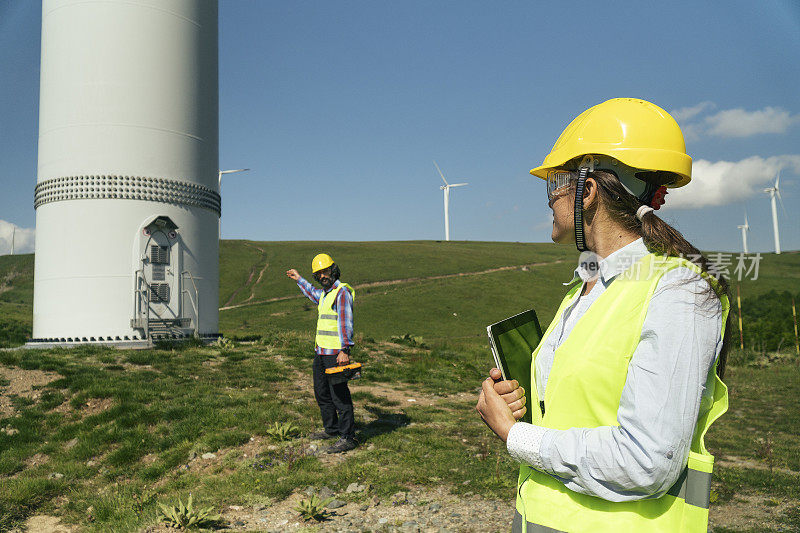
[192,485,513,533]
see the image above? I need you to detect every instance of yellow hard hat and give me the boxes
[311,253,335,273]
[530,98,692,188]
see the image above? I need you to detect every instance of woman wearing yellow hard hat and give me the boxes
[476,98,730,532]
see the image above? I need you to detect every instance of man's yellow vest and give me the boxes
[315,282,354,350]
[515,253,729,533]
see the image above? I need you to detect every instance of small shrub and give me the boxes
[252,444,309,471]
[389,333,426,348]
[132,487,157,517]
[211,337,235,349]
[265,421,299,442]
[294,494,333,521]
[158,494,221,529]
[755,432,776,473]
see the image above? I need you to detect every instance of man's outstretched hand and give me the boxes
[286,269,301,281]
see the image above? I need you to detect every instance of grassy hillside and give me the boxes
[218,241,800,349]
[0,254,35,347]
[218,240,572,306]
[1,334,798,531]
[2,242,800,348]
[2,244,800,531]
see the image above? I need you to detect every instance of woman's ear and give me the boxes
[582,177,599,211]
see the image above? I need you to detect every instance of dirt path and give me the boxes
[12,515,76,533]
[245,257,270,303]
[0,268,20,296]
[219,259,566,312]
[0,365,60,418]
[208,485,516,533]
[223,244,269,307]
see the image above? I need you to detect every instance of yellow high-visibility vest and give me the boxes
[315,282,354,350]
[515,253,729,533]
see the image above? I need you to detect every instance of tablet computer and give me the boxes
[487,309,543,423]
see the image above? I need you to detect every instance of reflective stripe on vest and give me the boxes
[513,511,565,533]
[515,253,729,533]
[315,282,354,350]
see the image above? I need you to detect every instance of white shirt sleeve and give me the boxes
[506,268,723,502]
[506,422,551,470]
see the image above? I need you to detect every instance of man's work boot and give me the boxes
[326,437,357,454]
[308,430,337,440]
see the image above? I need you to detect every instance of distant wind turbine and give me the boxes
[737,212,750,254]
[434,161,468,241]
[764,172,786,254]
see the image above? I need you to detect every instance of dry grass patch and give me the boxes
[0,365,60,417]
[711,493,800,531]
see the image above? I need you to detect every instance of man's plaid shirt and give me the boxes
[297,278,354,355]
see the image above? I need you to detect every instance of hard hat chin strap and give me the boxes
[573,166,590,253]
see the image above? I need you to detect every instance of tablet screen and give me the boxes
[486,309,543,424]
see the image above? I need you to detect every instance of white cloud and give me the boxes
[0,220,35,255]
[665,155,800,209]
[671,103,800,140]
[705,107,800,138]
[671,101,715,122]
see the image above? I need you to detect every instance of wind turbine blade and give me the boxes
[449,183,468,187]
[777,189,787,217]
[775,171,780,190]
[434,161,448,186]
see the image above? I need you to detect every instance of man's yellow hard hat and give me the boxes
[312,253,335,273]
[530,98,692,188]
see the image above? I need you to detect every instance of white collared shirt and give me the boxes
[506,238,723,501]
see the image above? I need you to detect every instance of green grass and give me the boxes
[2,243,800,530]
[2,243,799,348]
[0,336,513,531]
[218,240,572,308]
[708,361,800,471]
[2,339,798,531]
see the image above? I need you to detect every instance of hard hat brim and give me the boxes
[530,148,692,188]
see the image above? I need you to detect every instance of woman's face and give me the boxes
[548,186,574,244]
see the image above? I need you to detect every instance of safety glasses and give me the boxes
[546,170,576,200]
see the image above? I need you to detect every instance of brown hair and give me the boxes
[588,170,731,378]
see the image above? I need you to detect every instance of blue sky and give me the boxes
[1,0,799,254]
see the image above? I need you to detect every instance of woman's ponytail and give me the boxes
[591,170,731,378]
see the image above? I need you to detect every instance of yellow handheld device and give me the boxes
[324,362,362,384]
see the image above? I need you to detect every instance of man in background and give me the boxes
[286,253,357,453]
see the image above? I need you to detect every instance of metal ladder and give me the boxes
[132,265,199,340]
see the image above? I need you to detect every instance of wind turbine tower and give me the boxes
[30,0,220,346]
[434,161,468,241]
[737,213,750,254]
[764,173,784,255]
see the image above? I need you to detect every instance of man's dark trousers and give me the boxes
[312,353,355,439]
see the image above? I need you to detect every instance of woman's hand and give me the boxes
[476,368,527,442]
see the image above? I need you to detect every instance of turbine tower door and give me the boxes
[134,216,191,340]
[146,235,177,319]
